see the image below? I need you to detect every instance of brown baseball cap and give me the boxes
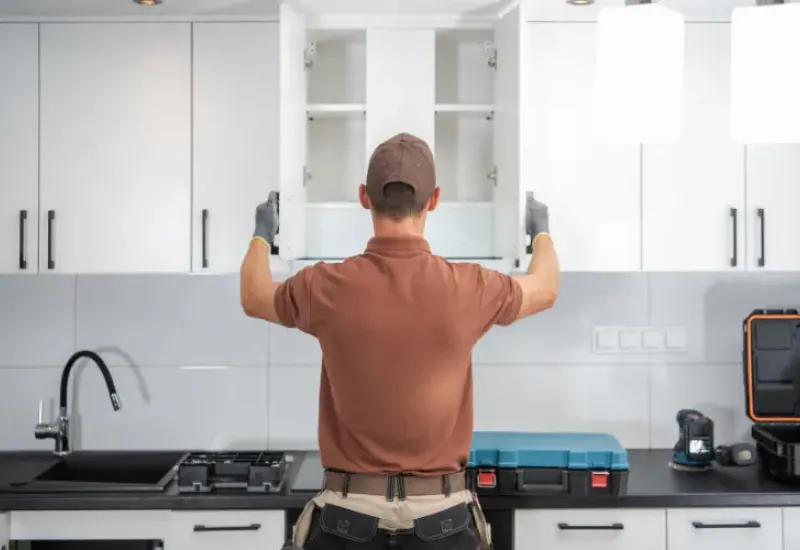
[366,133,436,208]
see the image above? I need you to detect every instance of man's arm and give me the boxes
[240,237,282,323]
[512,196,560,321]
[240,193,282,323]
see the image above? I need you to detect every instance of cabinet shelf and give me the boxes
[435,103,494,117]
[307,103,365,119]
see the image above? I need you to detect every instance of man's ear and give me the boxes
[358,184,371,210]
[427,187,441,212]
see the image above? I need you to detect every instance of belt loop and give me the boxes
[341,473,350,498]
[397,475,407,501]
[442,473,452,497]
[386,475,395,502]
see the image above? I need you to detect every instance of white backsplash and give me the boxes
[2,271,799,452]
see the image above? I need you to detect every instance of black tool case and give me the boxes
[743,309,800,481]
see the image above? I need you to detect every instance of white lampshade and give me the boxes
[731,3,800,144]
[592,3,685,144]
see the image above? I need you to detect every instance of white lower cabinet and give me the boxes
[666,508,783,550]
[0,512,9,550]
[784,508,800,550]
[514,509,666,550]
[168,510,285,550]
[9,510,172,541]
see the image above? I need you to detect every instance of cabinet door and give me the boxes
[10,510,172,540]
[0,512,8,550]
[39,23,192,274]
[745,145,800,271]
[784,508,800,550]
[526,23,641,271]
[192,22,279,273]
[642,24,745,271]
[169,511,285,550]
[0,24,38,274]
[494,5,525,263]
[515,509,666,550]
[278,3,308,260]
[666,508,782,550]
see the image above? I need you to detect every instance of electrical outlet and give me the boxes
[664,326,687,351]
[593,327,619,352]
[642,329,665,351]
[619,328,642,351]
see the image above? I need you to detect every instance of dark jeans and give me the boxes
[298,502,483,550]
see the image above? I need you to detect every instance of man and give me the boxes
[240,133,559,550]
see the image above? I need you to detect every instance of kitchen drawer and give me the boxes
[514,509,665,550]
[169,510,284,550]
[783,508,800,550]
[10,511,171,540]
[666,508,782,550]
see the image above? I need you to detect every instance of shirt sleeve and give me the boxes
[457,263,523,335]
[273,265,317,335]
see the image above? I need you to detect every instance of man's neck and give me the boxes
[372,217,425,239]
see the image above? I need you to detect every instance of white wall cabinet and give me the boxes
[168,510,284,550]
[744,145,800,272]
[278,7,525,266]
[514,509,666,550]
[39,23,192,274]
[666,507,783,550]
[784,507,800,549]
[0,24,39,275]
[192,22,280,273]
[525,22,641,272]
[642,24,745,272]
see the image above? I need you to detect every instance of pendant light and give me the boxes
[731,0,800,144]
[592,0,686,143]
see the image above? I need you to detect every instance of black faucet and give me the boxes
[34,350,122,455]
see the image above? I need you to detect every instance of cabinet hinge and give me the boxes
[487,167,497,186]
[303,166,312,187]
[304,41,317,69]
[484,41,497,70]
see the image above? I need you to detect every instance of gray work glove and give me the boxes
[525,194,549,238]
[253,191,279,244]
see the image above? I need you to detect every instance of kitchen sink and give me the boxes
[18,451,185,492]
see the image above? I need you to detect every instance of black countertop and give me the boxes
[1,449,800,511]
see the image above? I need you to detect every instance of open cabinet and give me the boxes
[279,4,526,268]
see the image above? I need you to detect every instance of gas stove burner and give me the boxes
[176,451,291,494]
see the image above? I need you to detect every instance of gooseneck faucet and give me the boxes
[34,350,122,456]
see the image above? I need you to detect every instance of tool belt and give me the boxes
[287,502,487,550]
[323,469,467,498]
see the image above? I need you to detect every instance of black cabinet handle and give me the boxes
[729,207,738,268]
[47,210,55,270]
[19,210,27,270]
[692,520,760,529]
[193,523,261,532]
[201,208,209,269]
[757,207,765,267]
[557,523,624,531]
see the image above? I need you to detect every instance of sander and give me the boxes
[669,409,756,471]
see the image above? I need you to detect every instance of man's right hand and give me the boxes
[525,194,549,239]
[253,191,279,244]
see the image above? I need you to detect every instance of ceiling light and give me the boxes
[134,0,162,5]
[592,3,686,143]
[567,0,595,5]
[731,2,800,143]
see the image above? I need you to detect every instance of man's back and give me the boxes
[275,235,522,475]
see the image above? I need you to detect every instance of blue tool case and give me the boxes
[466,431,630,497]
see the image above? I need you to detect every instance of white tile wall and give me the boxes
[1,271,800,451]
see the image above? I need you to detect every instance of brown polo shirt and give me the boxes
[273,236,522,475]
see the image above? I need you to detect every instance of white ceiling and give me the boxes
[0,0,505,17]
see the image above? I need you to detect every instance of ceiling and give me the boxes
[0,0,505,17]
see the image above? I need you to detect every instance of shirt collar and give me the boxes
[365,235,431,256]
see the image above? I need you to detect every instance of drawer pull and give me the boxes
[691,521,760,529]
[193,523,262,532]
[557,523,623,531]
[19,209,27,270]
[729,207,738,267]
[757,207,765,267]
[201,208,209,268]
